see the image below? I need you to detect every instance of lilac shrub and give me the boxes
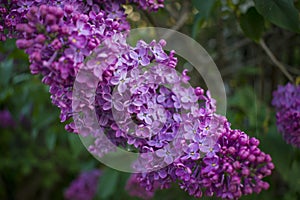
[272,83,300,148]
[0,0,275,199]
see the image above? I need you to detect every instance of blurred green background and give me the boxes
[1,0,300,199]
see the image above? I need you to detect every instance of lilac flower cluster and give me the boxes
[134,116,274,199]
[0,1,274,199]
[0,0,165,127]
[0,0,164,130]
[74,37,217,166]
[4,0,129,131]
[64,169,101,200]
[0,0,164,41]
[74,37,183,161]
[272,83,300,148]
[0,1,127,40]
[71,34,274,199]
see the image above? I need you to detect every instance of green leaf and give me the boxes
[0,39,17,53]
[34,111,56,130]
[0,59,13,85]
[192,0,216,18]
[12,73,31,84]
[192,13,206,39]
[45,132,57,151]
[254,0,300,32]
[97,168,119,199]
[240,7,265,42]
[191,0,216,38]
[68,134,85,157]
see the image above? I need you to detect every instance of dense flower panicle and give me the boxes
[0,0,163,128]
[0,1,274,199]
[197,129,274,199]
[75,37,185,160]
[0,109,15,128]
[64,169,101,200]
[74,37,227,174]
[0,0,164,41]
[272,83,300,148]
[10,1,130,131]
[0,0,130,39]
[135,115,274,199]
[74,34,274,199]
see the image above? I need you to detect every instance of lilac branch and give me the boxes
[259,39,294,82]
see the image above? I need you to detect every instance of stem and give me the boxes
[259,39,294,83]
[169,1,189,32]
[162,1,189,40]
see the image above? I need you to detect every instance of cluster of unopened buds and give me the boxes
[0,0,274,199]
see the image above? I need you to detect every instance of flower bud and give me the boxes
[16,39,33,49]
[45,14,56,25]
[35,34,46,43]
[39,5,48,17]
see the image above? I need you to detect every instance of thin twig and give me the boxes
[170,1,189,31]
[259,39,294,82]
[165,4,179,20]
[162,1,190,39]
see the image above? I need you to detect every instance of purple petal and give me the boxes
[140,56,150,66]
[144,116,152,125]
[156,149,166,157]
[114,101,124,111]
[103,102,112,110]
[164,155,173,164]
[118,83,127,93]
[110,76,120,85]
[157,95,165,103]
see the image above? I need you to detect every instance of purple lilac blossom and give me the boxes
[272,83,300,148]
[64,169,101,200]
[135,115,274,199]
[77,37,188,161]
[0,0,164,41]
[0,1,274,199]
[6,1,130,132]
[79,35,274,199]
